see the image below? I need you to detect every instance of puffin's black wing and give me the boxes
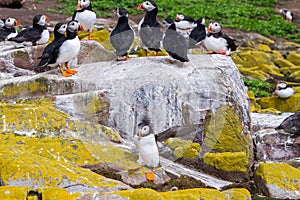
[37,37,66,67]
[9,27,42,43]
[222,33,237,51]
[110,29,134,57]
[275,112,300,135]
[140,24,163,51]
[188,24,206,48]
[163,24,189,62]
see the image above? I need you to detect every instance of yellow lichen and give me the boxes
[287,51,300,65]
[222,188,251,200]
[255,163,300,191]
[38,188,79,200]
[273,58,296,69]
[0,186,32,200]
[257,44,271,52]
[165,138,201,159]
[203,105,251,158]
[203,152,248,172]
[258,93,300,112]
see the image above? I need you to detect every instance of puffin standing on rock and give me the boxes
[36,22,67,72]
[137,0,163,56]
[73,0,96,40]
[274,82,294,98]
[163,19,189,62]
[132,119,160,181]
[0,18,20,41]
[110,8,134,61]
[9,14,49,45]
[188,18,206,48]
[203,20,237,56]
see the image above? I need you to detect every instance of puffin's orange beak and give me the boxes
[79,23,84,31]
[76,3,81,10]
[207,25,211,33]
[137,3,143,10]
[275,84,279,90]
[45,15,50,22]
[138,131,141,141]
[15,20,21,26]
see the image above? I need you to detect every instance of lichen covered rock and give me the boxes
[255,163,300,199]
[258,93,300,112]
[165,138,201,159]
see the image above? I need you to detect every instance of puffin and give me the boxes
[203,20,237,56]
[274,82,294,98]
[281,9,293,22]
[36,22,67,72]
[110,8,135,61]
[73,0,96,40]
[0,19,5,28]
[132,119,160,181]
[275,111,300,135]
[0,18,20,41]
[137,0,163,56]
[188,18,206,48]
[163,19,189,62]
[175,13,197,30]
[8,14,49,45]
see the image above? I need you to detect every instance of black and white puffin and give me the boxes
[276,111,300,135]
[281,9,293,23]
[188,18,206,48]
[8,14,49,45]
[73,0,96,40]
[163,19,189,62]
[132,119,160,181]
[275,82,294,98]
[175,13,197,30]
[0,19,5,28]
[56,20,82,77]
[0,18,20,41]
[203,20,237,56]
[36,22,67,72]
[110,8,134,61]
[137,0,163,56]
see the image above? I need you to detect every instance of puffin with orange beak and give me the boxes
[8,14,50,45]
[73,0,96,40]
[0,18,20,41]
[281,9,293,23]
[203,20,237,56]
[275,82,294,98]
[132,119,160,181]
[137,0,163,56]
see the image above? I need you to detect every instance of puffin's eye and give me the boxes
[215,23,218,26]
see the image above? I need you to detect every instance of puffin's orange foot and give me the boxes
[165,58,174,64]
[146,169,155,181]
[66,68,77,75]
[61,71,72,77]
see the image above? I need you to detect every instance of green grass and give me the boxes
[243,78,274,97]
[53,0,299,42]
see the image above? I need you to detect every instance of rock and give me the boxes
[255,163,300,199]
[287,51,300,65]
[258,93,300,112]
[254,129,300,162]
[276,111,300,135]
[0,0,23,8]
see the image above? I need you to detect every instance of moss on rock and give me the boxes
[258,93,300,112]
[203,152,248,172]
[165,138,201,159]
[273,58,296,69]
[287,51,300,65]
[203,105,251,158]
[0,186,32,200]
[255,163,300,199]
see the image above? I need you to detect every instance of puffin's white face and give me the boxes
[79,0,91,9]
[5,18,18,27]
[208,21,221,33]
[68,21,80,32]
[0,20,4,28]
[138,125,150,138]
[57,24,67,34]
[276,82,287,89]
[38,15,49,26]
[176,14,184,21]
[142,1,156,12]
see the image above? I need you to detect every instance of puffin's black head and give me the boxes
[33,14,49,26]
[54,22,67,35]
[137,1,157,12]
[0,19,4,28]
[117,8,128,18]
[67,20,82,32]
[196,18,205,25]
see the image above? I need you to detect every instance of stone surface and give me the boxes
[0,0,23,8]
[255,163,300,199]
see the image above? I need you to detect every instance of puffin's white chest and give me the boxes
[203,35,228,54]
[175,21,196,30]
[56,37,81,65]
[275,87,294,98]
[37,29,50,45]
[133,134,159,168]
[6,32,17,40]
[75,10,96,31]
